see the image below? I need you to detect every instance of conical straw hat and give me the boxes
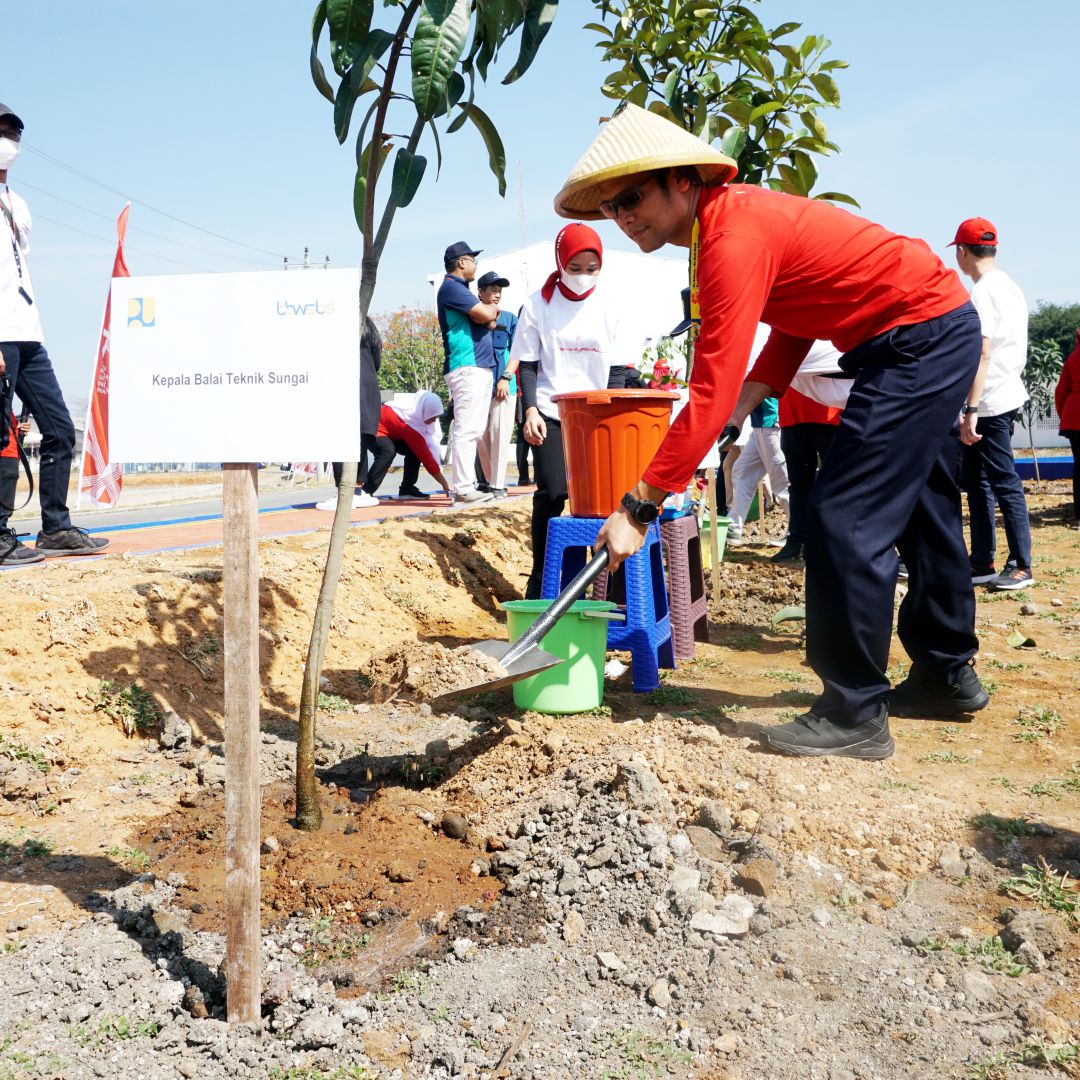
[555,102,738,220]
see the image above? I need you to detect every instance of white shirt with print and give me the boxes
[0,186,45,343]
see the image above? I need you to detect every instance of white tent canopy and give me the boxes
[429,241,690,362]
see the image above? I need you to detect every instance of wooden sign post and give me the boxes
[223,463,261,1025]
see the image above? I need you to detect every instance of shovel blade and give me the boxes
[430,639,562,708]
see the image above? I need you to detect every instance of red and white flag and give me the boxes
[77,204,130,508]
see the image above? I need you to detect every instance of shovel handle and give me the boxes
[502,547,611,668]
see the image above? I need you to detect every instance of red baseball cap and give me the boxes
[949,217,998,247]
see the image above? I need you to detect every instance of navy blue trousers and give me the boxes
[804,305,982,726]
[0,341,76,534]
[959,409,1032,569]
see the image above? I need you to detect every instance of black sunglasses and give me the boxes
[598,175,655,219]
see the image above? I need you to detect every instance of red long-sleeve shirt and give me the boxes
[778,387,842,428]
[376,405,441,477]
[643,185,969,492]
[1054,331,1080,433]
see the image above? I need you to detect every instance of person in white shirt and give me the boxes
[503,223,641,598]
[0,104,108,559]
[951,217,1034,591]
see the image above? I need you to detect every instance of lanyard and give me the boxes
[688,216,701,344]
[1,187,32,305]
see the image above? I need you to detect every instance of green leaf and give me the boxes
[390,147,427,208]
[800,109,827,142]
[771,20,801,37]
[503,0,559,84]
[813,191,860,208]
[810,72,840,106]
[333,29,394,143]
[662,67,680,105]
[411,0,471,120]
[426,118,443,177]
[749,101,783,123]
[719,126,746,159]
[327,0,374,75]
[310,1,337,104]
[353,137,393,233]
[458,102,507,195]
[771,605,806,625]
[1007,629,1037,649]
[791,148,817,193]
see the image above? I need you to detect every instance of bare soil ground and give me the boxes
[0,487,1077,1079]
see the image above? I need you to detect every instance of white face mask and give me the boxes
[0,138,20,170]
[560,269,598,296]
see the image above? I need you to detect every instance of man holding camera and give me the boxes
[0,103,108,559]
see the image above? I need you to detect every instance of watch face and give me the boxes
[639,501,660,523]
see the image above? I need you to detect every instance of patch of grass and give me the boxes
[886,659,910,681]
[919,935,1029,977]
[0,735,50,774]
[918,750,975,765]
[878,779,919,793]
[980,678,1001,696]
[775,708,800,722]
[594,1028,695,1079]
[644,686,698,708]
[301,914,371,968]
[984,658,1028,672]
[1027,769,1080,800]
[381,967,425,997]
[763,668,806,685]
[723,631,764,650]
[317,692,351,714]
[989,775,1016,790]
[832,889,858,911]
[106,845,150,871]
[776,689,817,706]
[127,772,153,786]
[970,813,1034,840]
[999,858,1079,930]
[966,1038,1078,1078]
[73,1016,159,1046]
[1013,705,1064,743]
[176,633,220,678]
[92,679,162,737]
[573,704,613,719]
[385,585,421,611]
[0,829,54,858]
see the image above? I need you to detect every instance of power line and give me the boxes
[21,142,299,262]
[31,211,210,272]
[14,178,280,267]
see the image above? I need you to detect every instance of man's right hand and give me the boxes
[0,354,6,375]
[523,409,546,446]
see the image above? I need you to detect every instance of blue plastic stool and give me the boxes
[541,516,675,693]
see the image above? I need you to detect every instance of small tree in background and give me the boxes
[296,0,559,830]
[587,0,855,203]
[375,307,446,403]
[1021,340,1066,481]
[1029,300,1080,363]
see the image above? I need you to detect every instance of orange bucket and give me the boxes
[552,389,679,517]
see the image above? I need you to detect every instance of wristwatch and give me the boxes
[961,404,978,416]
[621,491,664,526]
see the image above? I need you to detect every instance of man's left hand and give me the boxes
[960,413,981,445]
[596,506,648,572]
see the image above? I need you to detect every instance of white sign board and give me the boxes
[110,269,360,462]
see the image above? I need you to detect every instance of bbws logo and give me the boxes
[127,297,156,328]
[276,300,335,316]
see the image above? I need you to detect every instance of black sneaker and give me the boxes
[1,527,45,566]
[989,564,1034,591]
[760,705,894,760]
[888,660,989,718]
[489,487,508,500]
[34,527,110,557]
[970,563,997,585]
[770,538,804,565]
[398,484,429,500]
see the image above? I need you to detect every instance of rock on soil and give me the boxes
[363,641,507,702]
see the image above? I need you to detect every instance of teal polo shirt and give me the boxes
[437,274,496,375]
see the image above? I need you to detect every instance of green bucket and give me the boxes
[701,515,731,570]
[501,599,617,714]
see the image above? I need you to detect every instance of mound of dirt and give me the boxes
[364,641,507,702]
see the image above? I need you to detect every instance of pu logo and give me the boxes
[127,297,156,328]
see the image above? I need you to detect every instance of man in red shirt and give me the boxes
[556,103,988,759]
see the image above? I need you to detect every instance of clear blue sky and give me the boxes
[6,0,1077,406]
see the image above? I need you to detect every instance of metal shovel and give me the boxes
[432,546,613,707]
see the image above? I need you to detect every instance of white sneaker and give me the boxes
[455,487,494,504]
[352,492,379,508]
[315,498,337,511]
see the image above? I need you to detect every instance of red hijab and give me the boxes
[541,222,603,303]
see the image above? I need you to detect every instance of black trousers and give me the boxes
[332,433,378,490]
[0,456,18,529]
[527,412,567,597]
[514,396,533,483]
[0,342,75,533]
[805,304,982,726]
[780,422,838,545]
[363,435,420,495]
[1066,432,1080,521]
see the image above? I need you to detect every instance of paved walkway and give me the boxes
[5,486,534,567]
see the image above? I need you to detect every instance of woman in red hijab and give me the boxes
[1054,328,1080,526]
[503,223,642,597]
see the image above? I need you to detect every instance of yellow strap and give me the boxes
[688,217,701,344]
